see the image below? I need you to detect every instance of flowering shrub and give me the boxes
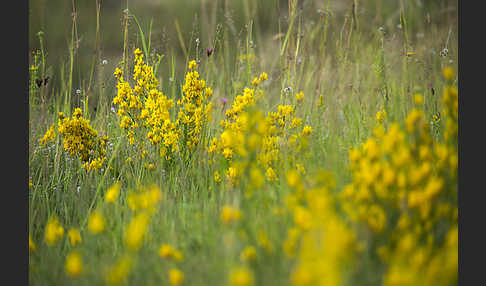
[208,73,312,187]
[340,67,458,285]
[113,50,213,163]
[40,108,108,172]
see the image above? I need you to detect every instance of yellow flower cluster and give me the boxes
[29,234,36,252]
[240,245,257,262]
[39,123,56,145]
[105,182,121,204]
[126,184,162,214]
[229,267,254,286]
[44,216,65,246]
[221,205,242,224]
[87,210,106,234]
[295,91,304,103]
[340,67,457,285]
[104,255,133,285]
[55,108,108,172]
[159,243,184,261]
[124,212,151,251]
[68,228,82,246]
[209,73,311,187]
[251,72,268,87]
[376,107,387,124]
[284,170,358,286]
[65,251,83,278]
[113,48,175,150]
[113,52,215,162]
[143,88,179,158]
[176,60,213,153]
[169,268,185,286]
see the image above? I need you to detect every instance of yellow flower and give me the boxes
[29,234,36,252]
[240,246,257,262]
[124,212,150,251]
[251,77,261,87]
[229,267,253,286]
[114,67,123,79]
[376,109,387,124]
[293,206,313,230]
[158,243,183,261]
[40,123,56,146]
[105,182,121,204]
[286,170,301,188]
[169,268,185,286]
[88,210,106,234]
[291,266,313,286]
[259,72,268,81]
[205,87,213,98]
[214,171,222,183]
[188,60,198,69]
[105,256,133,285]
[44,216,64,246]
[295,91,304,102]
[249,168,264,189]
[443,66,454,81]
[221,205,242,224]
[302,125,312,136]
[68,228,82,246]
[414,94,424,105]
[265,167,277,181]
[65,251,83,278]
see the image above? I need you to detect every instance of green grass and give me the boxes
[29,0,457,285]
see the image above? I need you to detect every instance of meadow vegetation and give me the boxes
[29,0,457,285]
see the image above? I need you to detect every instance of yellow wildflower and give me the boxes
[65,251,83,278]
[230,267,253,286]
[68,228,82,246]
[214,171,222,183]
[443,66,454,81]
[169,268,184,286]
[295,91,304,102]
[259,72,268,81]
[159,243,184,261]
[44,216,64,246]
[124,212,150,251]
[188,60,198,69]
[240,246,257,262]
[105,182,121,204]
[265,167,277,181]
[29,234,36,252]
[221,205,242,224]
[414,94,424,105]
[105,255,133,285]
[87,210,106,234]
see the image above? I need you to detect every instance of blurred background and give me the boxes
[28,0,457,111]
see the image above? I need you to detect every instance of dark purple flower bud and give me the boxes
[207,47,214,57]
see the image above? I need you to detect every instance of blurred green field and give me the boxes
[29,0,457,285]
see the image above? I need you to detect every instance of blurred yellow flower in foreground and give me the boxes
[105,255,133,285]
[230,267,253,286]
[68,228,82,246]
[44,216,64,246]
[105,182,121,203]
[65,251,83,278]
[29,234,36,252]
[124,212,150,251]
[169,268,185,286]
[88,210,106,234]
[159,243,184,261]
[221,205,242,224]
